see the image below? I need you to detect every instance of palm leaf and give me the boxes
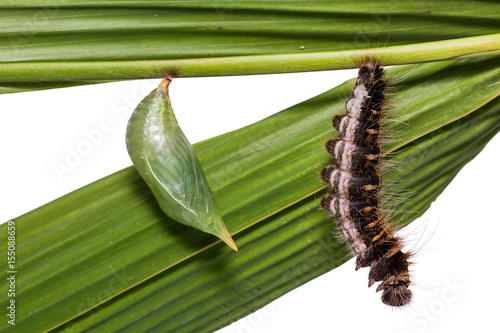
[0,0,499,92]
[1,55,499,332]
[1,1,500,332]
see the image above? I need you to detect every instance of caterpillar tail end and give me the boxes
[218,229,238,251]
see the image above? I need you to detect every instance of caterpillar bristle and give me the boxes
[320,194,333,211]
[320,60,414,307]
[332,114,344,131]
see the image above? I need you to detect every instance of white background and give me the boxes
[1,70,499,333]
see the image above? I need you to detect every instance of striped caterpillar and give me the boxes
[320,60,413,306]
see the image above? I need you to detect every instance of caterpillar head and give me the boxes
[377,276,412,307]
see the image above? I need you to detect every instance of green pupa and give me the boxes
[126,78,237,251]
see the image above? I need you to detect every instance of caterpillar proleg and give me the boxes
[126,78,237,251]
[321,60,413,306]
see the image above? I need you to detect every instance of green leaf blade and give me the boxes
[1,55,498,332]
[0,1,499,93]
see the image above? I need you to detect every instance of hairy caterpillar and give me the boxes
[126,78,237,251]
[320,60,412,306]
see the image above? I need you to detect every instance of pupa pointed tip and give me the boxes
[218,230,238,251]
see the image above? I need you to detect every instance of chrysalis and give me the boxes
[126,78,237,251]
